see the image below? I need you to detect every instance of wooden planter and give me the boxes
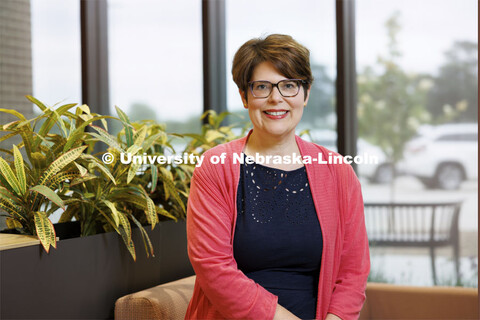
[0,219,194,319]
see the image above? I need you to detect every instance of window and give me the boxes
[108,0,203,134]
[357,0,478,287]
[31,0,82,107]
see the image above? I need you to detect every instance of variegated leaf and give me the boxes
[156,207,178,222]
[130,215,154,258]
[88,125,124,151]
[0,157,22,196]
[80,154,116,185]
[12,145,26,195]
[138,185,157,229]
[74,162,88,176]
[101,200,120,227]
[31,185,65,210]
[34,211,56,253]
[150,164,158,193]
[127,162,142,184]
[159,167,185,212]
[39,145,87,185]
[6,217,23,229]
[0,108,27,122]
[115,106,134,147]
[58,205,77,223]
[133,126,147,146]
[44,171,79,189]
[205,129,225,143]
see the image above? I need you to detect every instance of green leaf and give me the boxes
[0,108,27,122]
[0,201,25,223]
[35,103,77,147]
[130,215,155,258]
[159,167,185,212]
[63,115,114,152]
[0,157,22,196]
[115,106,134,147]
[6,217,23,229]
[12,145,26,195]
[74,162,88,176]
[39,145,87,185]
[0,131,19,144]
[133,126,147,146]
[117,211,136,261]
[34,211,56,253]
[0,186,22,206]
[101,200,120,227]
[143,132,167,150]
[127,162,141,184]
[150,164,158,193]
[156,207,178,221]
[89,124,124,151]
[58,205,76,223]
[44,171,79,190]
[80,154,116,185]
[205,129,225,143]
[126,144,142,156]
[138,185,157,229]
[25,95,48,112]
[31,185,65,210]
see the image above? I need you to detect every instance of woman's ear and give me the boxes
[239,89,248,108]
[304,86,311,106]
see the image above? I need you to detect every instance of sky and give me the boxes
[30,0,478,121]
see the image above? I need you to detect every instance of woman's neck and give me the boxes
[244,130,299,156]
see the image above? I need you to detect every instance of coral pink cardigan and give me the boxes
[185,132,370,320]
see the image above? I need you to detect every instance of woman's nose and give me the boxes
[268,86,283,103]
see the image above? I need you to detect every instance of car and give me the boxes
[300,128,392,184]
[399,123,478,190]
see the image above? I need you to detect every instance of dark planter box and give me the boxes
[0,219,194,319]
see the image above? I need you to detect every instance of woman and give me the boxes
[185,34,370,320]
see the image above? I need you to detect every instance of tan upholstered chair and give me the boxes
[359,282,478,320]
[115,276,195,320]
[115,276,479,319]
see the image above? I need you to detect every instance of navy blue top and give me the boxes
[233,157,323,319]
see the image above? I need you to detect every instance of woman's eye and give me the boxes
[255,84,267,90]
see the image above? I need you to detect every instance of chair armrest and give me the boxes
[362,282,478,319]
[115,276,196,320]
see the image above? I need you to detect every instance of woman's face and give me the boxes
[240,61,310,140]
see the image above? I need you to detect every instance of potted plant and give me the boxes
[0,97,244,318]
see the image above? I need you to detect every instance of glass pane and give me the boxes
[226,0,336,139]
[31,0,82,107]
[0,0,81,226]
[108,0,203,135]
[357,0,478,287]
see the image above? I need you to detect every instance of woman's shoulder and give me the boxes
[296,135,357,179]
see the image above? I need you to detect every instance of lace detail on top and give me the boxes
[238,156,313,225]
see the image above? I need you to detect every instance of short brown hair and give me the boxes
[231,34,313,100]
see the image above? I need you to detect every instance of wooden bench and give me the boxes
[364,202,462,285]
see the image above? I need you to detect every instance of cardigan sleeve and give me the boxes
[186,154,278,320]
[327,164,370,320]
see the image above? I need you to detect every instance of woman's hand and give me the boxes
[273,304,300,320]
[325,313,342,320]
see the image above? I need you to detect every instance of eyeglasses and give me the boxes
[248,79,306,98]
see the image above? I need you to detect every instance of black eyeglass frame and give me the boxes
[247,79,308,98]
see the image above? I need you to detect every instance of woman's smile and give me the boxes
[263,109,289,119]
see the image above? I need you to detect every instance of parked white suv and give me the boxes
[399,123,478,190]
